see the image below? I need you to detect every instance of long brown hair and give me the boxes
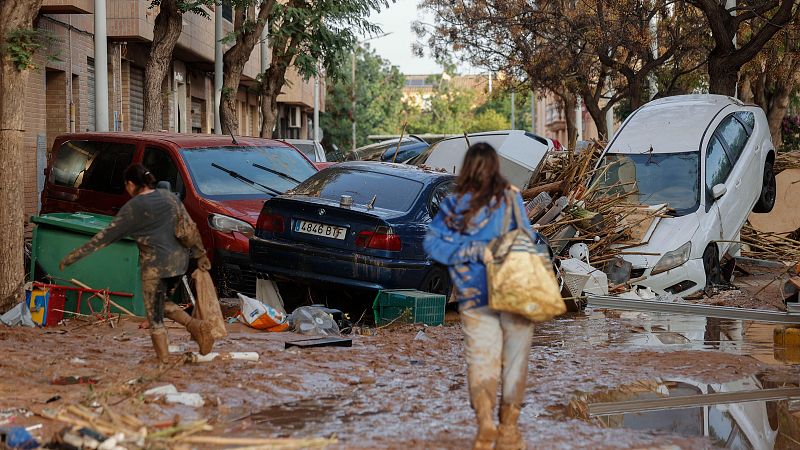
[452,142,509,230]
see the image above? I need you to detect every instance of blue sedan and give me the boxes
[250,162,456,295]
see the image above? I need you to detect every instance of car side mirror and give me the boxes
[712,184,727,200]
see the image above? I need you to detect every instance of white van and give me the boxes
[595,95,776,296]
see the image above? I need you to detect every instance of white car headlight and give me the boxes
[208,214,254,236]
[651,241,692,275]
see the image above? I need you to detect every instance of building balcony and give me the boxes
[41,0,93,14]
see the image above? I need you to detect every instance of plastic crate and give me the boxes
[372,289,446,326]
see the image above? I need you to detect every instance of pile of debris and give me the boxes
[743,150,800,262]
[521,142,665,296]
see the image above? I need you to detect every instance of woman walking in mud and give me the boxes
[60,164,214,365]
[424,143,536,450]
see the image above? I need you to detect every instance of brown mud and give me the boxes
[2,304,799,449]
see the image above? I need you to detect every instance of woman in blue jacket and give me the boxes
[424,142,536,450]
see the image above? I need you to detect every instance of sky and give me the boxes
[364,0,443,75]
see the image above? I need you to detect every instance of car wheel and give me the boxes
[420,266,452,296]
[753,160,776,213]
[703,244,721,289]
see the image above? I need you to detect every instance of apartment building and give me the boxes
[24,0,323,219]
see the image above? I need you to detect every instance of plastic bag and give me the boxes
[238,293,289,332]
[191,269,228,339]
[0,302,35,327]
[291,306,340,336]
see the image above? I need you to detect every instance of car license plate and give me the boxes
[294,220,347,240]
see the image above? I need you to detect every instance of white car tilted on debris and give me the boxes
[595,94,777,296]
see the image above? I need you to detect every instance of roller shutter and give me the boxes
[129,65,145,132]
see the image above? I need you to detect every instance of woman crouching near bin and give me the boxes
[424,143,537,450]
[60,164,214,364]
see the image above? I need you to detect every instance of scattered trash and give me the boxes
[0,409,32,426]
[188,352,260,363]
[165,392,205,408]
[291,306,340,336]
[60,427,111,450]
[560,258,609,297]
[45,395,62,404]
[284,337,353,349]
[256,278,286,314]
[0,426,39,450]
[143,384,204,407]
[52,376,99,385]
[603,257,633,286]
[0,302,36,327]
[414,330,431,341]
[168,344,186,354]
[618,286,657,300]
[144,384,178,396]
[70,357,87,364]
[238,293,290,332]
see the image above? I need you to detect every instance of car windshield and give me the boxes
[594,151,701,216]
[291,167,425,212]
[181,146,317,200]
[290,143,317,161]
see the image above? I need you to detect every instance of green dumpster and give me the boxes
[30,213,144,316]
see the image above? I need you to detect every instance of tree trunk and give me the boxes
[0,0,44,313]
[707,54,739,97]
[559,92,578,151]
[767,83,792,146]
[628,77,646,111]
[143,0,183,132]
[220,0,273,135]
[580,91,608,141]
[259,64,287,138]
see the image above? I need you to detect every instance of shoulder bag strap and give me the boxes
[509,189,537,239]
[500,191,513,233]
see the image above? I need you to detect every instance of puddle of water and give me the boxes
[567,375,800,449]
[547,309,799,366]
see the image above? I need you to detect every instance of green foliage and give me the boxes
[4,28,58,71]
[220,86,235,99]
[321,46,405,150]
[467,109,509,133]
[269,0,387,82]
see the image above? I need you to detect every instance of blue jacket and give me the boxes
[423,189,536,310]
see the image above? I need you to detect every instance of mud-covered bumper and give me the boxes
[249,237,432,291]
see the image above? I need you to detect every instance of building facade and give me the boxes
[24,0,323,219]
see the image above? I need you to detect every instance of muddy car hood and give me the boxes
[615,212,701,269]
[207,198,269,225]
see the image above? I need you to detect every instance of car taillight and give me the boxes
[256,212,285,233]
[553,139,562,151]
[355,226,401,251]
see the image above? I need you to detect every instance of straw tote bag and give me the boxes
[483,190,566,322]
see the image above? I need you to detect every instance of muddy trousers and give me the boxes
[141,276,182,363]
[461,306,534,450]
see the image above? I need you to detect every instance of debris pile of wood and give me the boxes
[523,141,665,266]
[774,150,800,173]
[44,402,337,449]
[743,150,800,263]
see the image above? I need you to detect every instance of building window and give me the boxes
[222,1,233,22]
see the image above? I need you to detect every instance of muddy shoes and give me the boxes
[470,389,498,450]
[165,307,214,355]
[150,328,170,365]
[496,404,525,450]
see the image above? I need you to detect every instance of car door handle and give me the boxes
[735,179,742,189]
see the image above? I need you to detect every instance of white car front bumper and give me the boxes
[635,257,706,296]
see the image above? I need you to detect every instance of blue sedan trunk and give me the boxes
[250,162,454,293]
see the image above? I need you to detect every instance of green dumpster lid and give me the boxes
[31,212,131,237]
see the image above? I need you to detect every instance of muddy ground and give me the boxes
[2,265,800,449]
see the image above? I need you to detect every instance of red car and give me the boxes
[41,132,318,296]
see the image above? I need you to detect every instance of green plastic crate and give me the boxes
[372,289,446,326]
[30,213,145,316]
